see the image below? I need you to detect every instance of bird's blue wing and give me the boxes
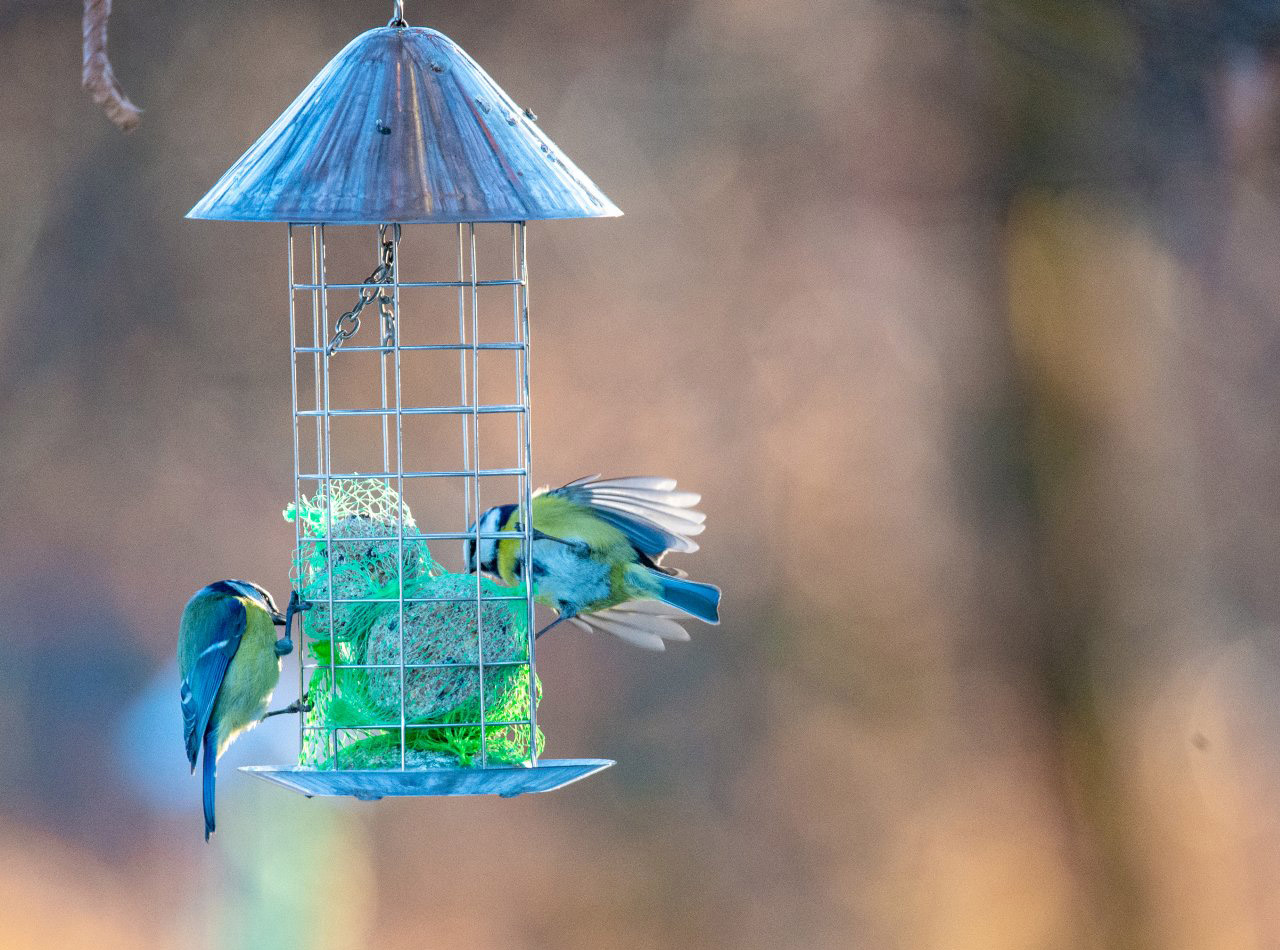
[180,596,247,768]
[545,475,707,558]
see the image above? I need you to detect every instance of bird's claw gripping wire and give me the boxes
[273,591,312,657]
[535,614,570,640]
[261,692,313,721]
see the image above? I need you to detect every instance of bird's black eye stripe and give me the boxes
[496,503,519,530]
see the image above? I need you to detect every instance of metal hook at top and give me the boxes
[388,0,407,27]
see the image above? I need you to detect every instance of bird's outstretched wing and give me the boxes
[541,475,706,559]
[567,598,695,651]
[180,596,247,768]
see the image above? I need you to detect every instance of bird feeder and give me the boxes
[188,5,619,799]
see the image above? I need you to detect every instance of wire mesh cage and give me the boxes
[189,12,619,798]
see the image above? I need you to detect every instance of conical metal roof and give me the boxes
[188,26,621,224]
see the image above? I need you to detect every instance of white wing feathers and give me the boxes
[569,599,696,651]
[542,475,707,557]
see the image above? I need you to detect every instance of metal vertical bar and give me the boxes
[307,226,325,765]
[318,224,338,769]
[392,223,407,770]
[457,224,472,535]
[518,223,538,764]
[511,224,523,501]
[289,225,305,759]
[309,229,323,496]
[469,223,487,767]
[509,223,528,759]
[378,226,391,476]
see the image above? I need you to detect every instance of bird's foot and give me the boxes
[261,693,313,721]
[535,614,570,640]
[274,592,312,657]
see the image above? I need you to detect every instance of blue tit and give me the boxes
[466,476,721,650]
[178,579,292,840]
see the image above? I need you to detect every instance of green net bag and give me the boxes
[285,479,543,769]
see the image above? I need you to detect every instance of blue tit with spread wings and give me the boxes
[466,476,720,650]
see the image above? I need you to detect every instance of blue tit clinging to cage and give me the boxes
[178,580,298,840]
[466,476,721,650]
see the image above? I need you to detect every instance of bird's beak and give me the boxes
[271,609,288,625]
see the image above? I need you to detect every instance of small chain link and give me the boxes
[378,227,397,348]
[326,226,397,356]
[379,283,396,349]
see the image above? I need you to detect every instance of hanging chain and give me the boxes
[325,226,397,356]
[380,223,401,347]
[378,272,396,349]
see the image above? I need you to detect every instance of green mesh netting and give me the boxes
[284,479,543,769]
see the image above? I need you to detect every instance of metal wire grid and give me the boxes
[288,221,538,772]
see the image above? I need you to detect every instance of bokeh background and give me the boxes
[4,0,1280,947]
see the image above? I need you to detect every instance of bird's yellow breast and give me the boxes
[212,599,281,758]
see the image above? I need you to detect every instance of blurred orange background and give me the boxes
[4,1,1280,947]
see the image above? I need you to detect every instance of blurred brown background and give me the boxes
[4,0,1280,947]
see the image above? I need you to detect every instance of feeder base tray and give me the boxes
[240,759,614,799]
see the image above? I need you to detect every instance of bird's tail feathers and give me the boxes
[645,569,721,625]
[202,730,217,842]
